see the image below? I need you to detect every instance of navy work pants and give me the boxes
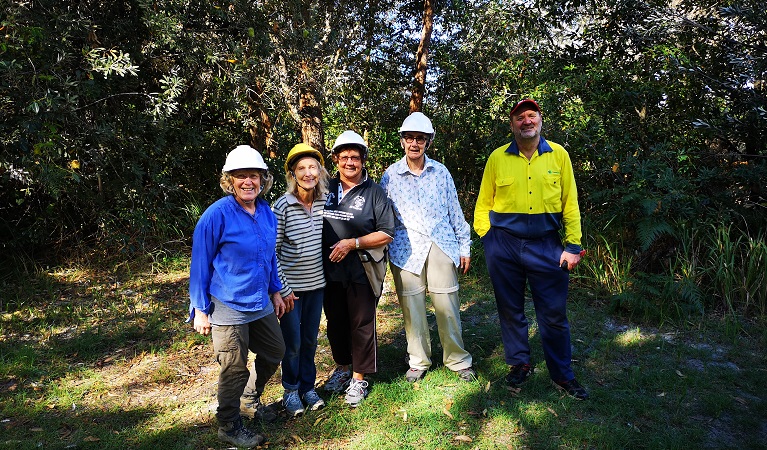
[483,227,574,382]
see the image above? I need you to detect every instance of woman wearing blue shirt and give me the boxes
[189,145,290,448]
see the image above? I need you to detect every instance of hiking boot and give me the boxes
[217,417,264,448]
[240,395,277,423]
[455,366,476,382]
[505,363,533,387]
[283,389,305,417]
[344,378,369,407]
[324,367,352,393]
[405,367,427,383]
[302,389,326,411]
[553,378,589,400]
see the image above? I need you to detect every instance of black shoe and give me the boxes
[505,363,533,387]
[455,366,476,382]
[553,378,589,400]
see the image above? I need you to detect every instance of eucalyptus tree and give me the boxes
[253,0,406,153]
[0,0,420,262]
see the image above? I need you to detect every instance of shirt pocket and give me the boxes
[542,174,562,207]
[494,177,517,210]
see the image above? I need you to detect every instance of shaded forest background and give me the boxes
[1,0,766,321]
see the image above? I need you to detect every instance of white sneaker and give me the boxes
[344,378,369,407]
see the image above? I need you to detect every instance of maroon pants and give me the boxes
[323,281,378,374]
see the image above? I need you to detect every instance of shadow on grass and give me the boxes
[3,258,766,449]
[1,271,190,372]
[0,405,220,450]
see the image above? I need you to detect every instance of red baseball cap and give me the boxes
[510,99,541,116]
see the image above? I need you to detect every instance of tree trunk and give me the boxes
[409,0,434,113]
[247,81,276,158]
[299,64,325,152]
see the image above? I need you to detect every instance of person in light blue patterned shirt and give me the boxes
[380,112,475,383]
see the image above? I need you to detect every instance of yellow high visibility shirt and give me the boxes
[473,138,582,253]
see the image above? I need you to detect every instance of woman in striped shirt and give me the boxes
[270,143,330,416]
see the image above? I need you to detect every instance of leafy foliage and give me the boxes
[1,0,765,317]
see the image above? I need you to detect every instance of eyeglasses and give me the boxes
[338,155,361,163]
[402,135,428,144]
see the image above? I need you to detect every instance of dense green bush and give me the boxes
[1,0,765,319]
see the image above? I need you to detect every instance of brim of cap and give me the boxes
[510,99,541,116]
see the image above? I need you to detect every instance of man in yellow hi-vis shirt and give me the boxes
[474,99,588,400]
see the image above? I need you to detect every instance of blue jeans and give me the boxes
[280,288,324,393]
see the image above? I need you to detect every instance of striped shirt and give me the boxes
[272,193,327,297]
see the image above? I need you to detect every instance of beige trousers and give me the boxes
[391,244,472,371]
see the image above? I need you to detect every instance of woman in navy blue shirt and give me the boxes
[189,145,290,448]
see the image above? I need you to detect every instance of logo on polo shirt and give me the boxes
[350,195,366,211]
[326,192,336,206]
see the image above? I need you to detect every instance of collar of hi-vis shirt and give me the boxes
[505,137,554,156]
[337,169,370,201]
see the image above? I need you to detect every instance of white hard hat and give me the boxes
[399,112,435,136]
[222,145,268,172]
[331,130,368,155]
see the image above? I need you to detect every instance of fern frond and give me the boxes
[636,219,674,252]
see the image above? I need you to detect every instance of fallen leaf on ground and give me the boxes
[442,408,454,419]
[454,435,473,443]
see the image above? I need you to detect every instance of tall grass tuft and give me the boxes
[707,225,767,318]
[578,236,633,298]
[595,221,766,322]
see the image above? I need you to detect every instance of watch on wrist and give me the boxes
[355,238,360,249]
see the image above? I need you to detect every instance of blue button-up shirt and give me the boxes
[188,195,281,321]
[381,155,471,274]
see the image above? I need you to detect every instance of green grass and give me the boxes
[1,255,765,449]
